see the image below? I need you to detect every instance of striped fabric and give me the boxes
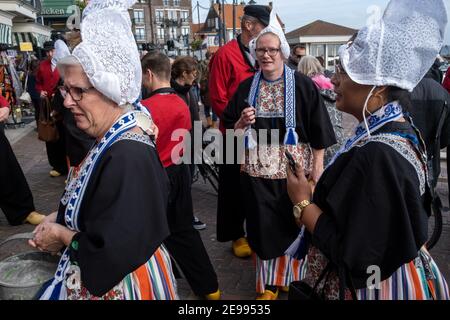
[65,245,178,300]
[12,32,36,47]
[355,248,449,300]
[0,24,12,45]
[255,254,307,293]
[123,245,178,300]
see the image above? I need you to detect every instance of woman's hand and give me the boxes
[234,107,256,131]
[287,163,313,205]
[29,222,69,254]
[310,163,324,186]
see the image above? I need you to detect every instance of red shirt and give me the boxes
[208,39,255,132]
[36,59,60,97]
[443,67,450,94]
[0,95,10,109]
[142,91,192,168]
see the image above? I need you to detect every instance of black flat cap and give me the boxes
[244,5,271,27]
[43,41,55,51]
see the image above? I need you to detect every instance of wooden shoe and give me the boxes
[25,211,45,225]
[205,289,221,300]
[232,237,252,258]
[49,170,61,177]
[256,289,278,300]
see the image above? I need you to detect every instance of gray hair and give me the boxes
[297,55,324,78]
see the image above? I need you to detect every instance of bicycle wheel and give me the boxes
[426,203,443,250]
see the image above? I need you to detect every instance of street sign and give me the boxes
[19,42,33,52]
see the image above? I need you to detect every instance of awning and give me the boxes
[0,23,12,45]
[12,32,51,48]
[12,32,37,47]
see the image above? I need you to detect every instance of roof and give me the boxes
[286,20,357,39]
[191,23,204,34]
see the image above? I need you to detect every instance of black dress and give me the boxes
[56,135,170,296]
[0,129,35,225]
[222,71,336,259]
[311,121,430,288]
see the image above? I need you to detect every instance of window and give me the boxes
[157,27,165,40]
[163,0,169,6]
[155,10,164,23]
[137,0,147,3]
[310,44,325,57]
[134,10,144,24]
[167,10,177,21]
[180,10,189,22]
[135,27,146,41]
[327,44,342,67]
[181,27,190,36]
[207,19,214,28]
[169,27,177,39]
[173,0,181,6]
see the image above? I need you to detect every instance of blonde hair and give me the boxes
[297,55,324,78]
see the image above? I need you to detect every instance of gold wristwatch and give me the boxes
[293,200,312,220]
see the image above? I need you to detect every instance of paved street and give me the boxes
[0,120,449,300]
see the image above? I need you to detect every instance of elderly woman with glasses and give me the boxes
[28,0,177,300]
[287,0,449,300]
[222,10,336,300]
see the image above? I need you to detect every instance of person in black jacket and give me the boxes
[171,56,206,230]
[410,62,450,188]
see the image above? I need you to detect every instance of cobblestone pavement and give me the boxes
[0,120,448,300]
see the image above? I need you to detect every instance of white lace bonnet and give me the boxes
[249,8,290,60]
[339,0,448,92]
[58,0,141,106]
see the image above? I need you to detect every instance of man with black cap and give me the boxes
[36,40,67,178]
[209,4,270,259]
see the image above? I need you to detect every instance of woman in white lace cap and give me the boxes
[222,9,337,300]
[29,0,178,300]
[287,0,449,300]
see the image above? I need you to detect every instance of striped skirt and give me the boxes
[255,254,307,293]
[355,248,449,300]
[66,245,178,300]
[304,246,449,300]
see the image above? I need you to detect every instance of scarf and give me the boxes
[245,65,297,149]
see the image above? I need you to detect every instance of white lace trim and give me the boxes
[113,132,155,147]
[356,134,426,195]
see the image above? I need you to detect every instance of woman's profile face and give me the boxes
[331,62,373,118]
[61,65,116,138]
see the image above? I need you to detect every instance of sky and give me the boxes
[193,0,450,46]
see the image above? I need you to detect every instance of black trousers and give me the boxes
[0,126,35,225]
[216,138,246,242]
[45,121,67,174]
[163,164,218,296]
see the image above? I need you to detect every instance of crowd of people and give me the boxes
[0,0,449,300]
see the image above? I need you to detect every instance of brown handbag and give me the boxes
[37,98,59,142]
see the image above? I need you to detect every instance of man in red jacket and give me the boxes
[36,41,67,178]
[36,41,60,99]
[208,5,270,258]
[141,51,220,300]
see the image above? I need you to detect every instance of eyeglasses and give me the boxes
[255,48,280,57]
[59,85,94,102]
[295,54,305,59]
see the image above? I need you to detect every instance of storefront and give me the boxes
[41,0,76,32]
